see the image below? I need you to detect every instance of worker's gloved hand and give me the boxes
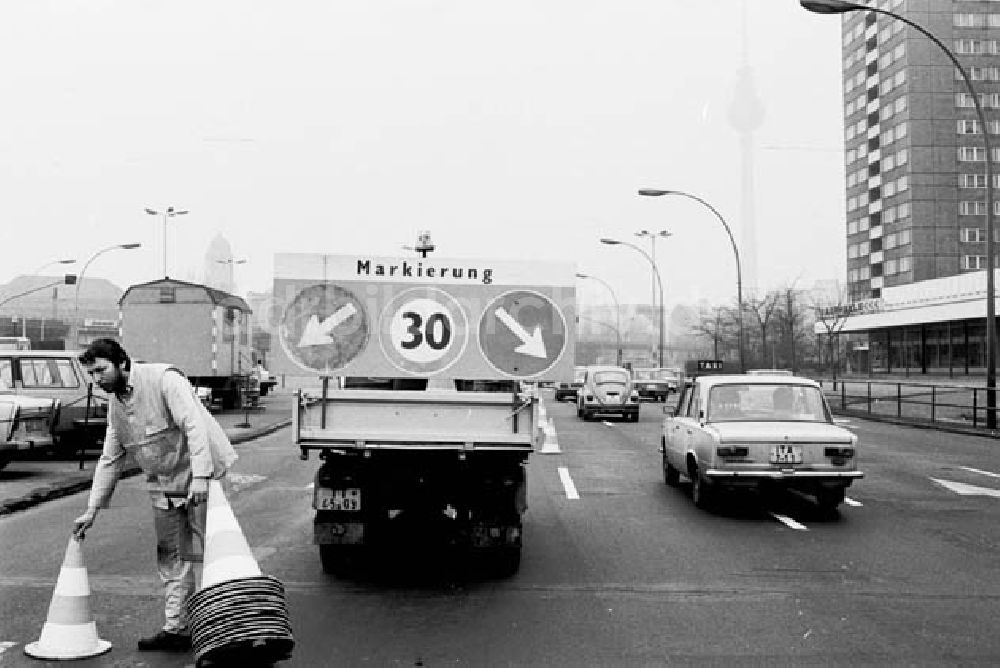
[72,508,98,540]
[187,477,209,505]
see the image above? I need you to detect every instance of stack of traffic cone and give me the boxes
[186,479,294,665]
[24,537,112,660]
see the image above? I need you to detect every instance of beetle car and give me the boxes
[577,365,640,422]
[660,373,862,512]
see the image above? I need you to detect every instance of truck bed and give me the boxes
[295,388,537,453]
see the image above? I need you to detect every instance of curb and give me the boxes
[0,420,292,517]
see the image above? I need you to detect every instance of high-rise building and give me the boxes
[826,2,1000,376]
[841,1,1000,301]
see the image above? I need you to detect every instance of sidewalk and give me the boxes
[0,390,295,516]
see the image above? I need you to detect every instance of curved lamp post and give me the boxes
[578,314,623,365]
[73,243,142,344]
[634,230,672,333]
[31,258,76,276]
[144,206,189,277]
[801,0,996,427]
[576,272,623,366]
[600,238,665,367]
[639,188,744,373]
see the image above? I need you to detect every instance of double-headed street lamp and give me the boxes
[144,206,189,278]
[599,238,665,367]
[801,0,997,428]
[634,229,672,336]
[639,188,744,373]
[73,243,142,342]
[217,258,247,293]
[576,272,623,366]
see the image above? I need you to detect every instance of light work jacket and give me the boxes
[88,363,237,510]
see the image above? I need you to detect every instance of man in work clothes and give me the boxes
[71,338,238,652]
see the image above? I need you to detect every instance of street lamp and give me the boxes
[634,230,672,346]
[144,206,189,277]
[801,0,997,428]
[216,258,247,293]
[576,272,623,366]
[578,315,622,365]
[73,243,142,344]
[599,238,665,367]
[639,188,744,373]
[31,258,76,276]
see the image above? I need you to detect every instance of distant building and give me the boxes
[0,275,122,349]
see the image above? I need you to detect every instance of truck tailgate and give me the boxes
[296,389,536,452]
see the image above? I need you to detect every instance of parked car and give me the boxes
[554,366,586,402]
[660,373,862,513]
[577,365,640,422]
[0,350,107,451]
[632,368,671,402]
[0,392,60,470]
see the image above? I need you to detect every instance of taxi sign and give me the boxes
[271,253,575,380]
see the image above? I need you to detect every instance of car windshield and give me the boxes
[651,369,675,381]
[573,370,587,382]
[594,370,629,386]
[633,369,652,381]
[707,383,830,423]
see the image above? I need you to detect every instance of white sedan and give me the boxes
[660,374,863,513]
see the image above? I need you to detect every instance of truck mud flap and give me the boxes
[315,521,365,545]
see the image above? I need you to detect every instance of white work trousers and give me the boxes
[153,501,206,633]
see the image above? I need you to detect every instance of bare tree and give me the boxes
[811,282,851,382]
[691,305,737,361]
[744,291,781,368]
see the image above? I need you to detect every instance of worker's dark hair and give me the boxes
[78,338,131,371]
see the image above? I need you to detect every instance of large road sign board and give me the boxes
[271,253,575,380]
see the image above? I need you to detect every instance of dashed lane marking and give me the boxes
[959,465,1000,479]
[844,497,863,507]
[0,642,16,656]
[931,477,1000,498]
[602,421,614,427]
[557,466,580,500]
[770,513,808,531]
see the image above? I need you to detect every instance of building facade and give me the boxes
[831,1,1000,375]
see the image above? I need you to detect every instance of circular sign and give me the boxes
[278,283,369,374]
[478,290,567,378]
[379,287,468,375]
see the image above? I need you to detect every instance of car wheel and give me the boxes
[581,410,592,421]
[663,455,680,486]
[815,488,845,514]
[0,455,10,472]
[691,470,714,509]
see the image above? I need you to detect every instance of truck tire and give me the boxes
[319,545,363,576]
[487,545,521,578]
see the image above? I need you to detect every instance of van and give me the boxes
[0,350,107,450]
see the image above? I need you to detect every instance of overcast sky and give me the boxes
[0,0,846,312]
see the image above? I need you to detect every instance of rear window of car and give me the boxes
[594,370,628,385]
[707,383,830,423]
[0,359,12,390]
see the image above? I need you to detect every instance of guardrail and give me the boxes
[816,378,1000,435]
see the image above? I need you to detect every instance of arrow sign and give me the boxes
[494,307,547,358]
[298,303,358,347]
[930,477,1000,498]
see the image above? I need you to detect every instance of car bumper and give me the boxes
[705,469,864,480]
[583,404,639,415]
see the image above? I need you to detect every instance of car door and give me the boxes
[665,381,699,470]
[15,355,96,434]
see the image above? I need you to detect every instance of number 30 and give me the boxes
[401,311,452,350]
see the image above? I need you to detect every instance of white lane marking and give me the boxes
[834,418,851,424]
[843,497,863,507]
[931,478,1000,498]
[602,421,614,427]
[305,482,314,490]
[770,513,808,530]
[959,465,1000,479]
[557,467,580,500]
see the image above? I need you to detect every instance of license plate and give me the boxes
[770,444,802,464]
[316,488,361,511]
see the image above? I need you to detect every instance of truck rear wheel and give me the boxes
[486,545,521,578]
[319,544,363,576]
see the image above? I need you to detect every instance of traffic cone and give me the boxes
[186,479,293,665]
[24,537,111,660]
[201,479,262,589]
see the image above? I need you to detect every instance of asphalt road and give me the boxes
[2,389,1000,665]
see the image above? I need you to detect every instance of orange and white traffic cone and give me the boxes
[24,537,111,660]
[186,479,293,665]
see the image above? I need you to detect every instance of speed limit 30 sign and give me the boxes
[379,287,468,375]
